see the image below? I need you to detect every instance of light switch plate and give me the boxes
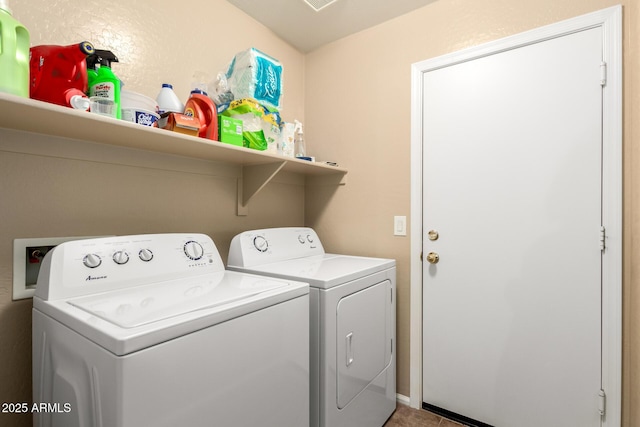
[394,216,407,236]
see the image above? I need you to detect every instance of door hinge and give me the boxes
[600,61,607,86]
[598,389,606,416]
[600,226,606,252]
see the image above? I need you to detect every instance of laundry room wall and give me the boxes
[3,1,639,426]
[0,1,306,427]
[304,0,639,425]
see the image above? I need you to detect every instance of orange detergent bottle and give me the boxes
[183,90,218,140]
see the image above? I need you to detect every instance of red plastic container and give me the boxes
[184,90,218,140]
[29,41,94,109]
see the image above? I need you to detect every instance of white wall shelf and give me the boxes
[0,93,347,214]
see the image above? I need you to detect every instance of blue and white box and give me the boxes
[226,48,283,110]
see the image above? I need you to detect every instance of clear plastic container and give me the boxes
[156,83,184,114]
[0,0,29,97]
[89,97,116,118]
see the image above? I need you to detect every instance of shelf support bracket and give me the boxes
[237,161,287,216]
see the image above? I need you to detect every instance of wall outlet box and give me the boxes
[13,236,107,300]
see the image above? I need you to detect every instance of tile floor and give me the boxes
[383,403,467,427]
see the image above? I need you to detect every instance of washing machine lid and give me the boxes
[34,271,308,356]
[68,271,290,328]
[232,254,395,289]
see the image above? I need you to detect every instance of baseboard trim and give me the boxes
[396,393,410,406]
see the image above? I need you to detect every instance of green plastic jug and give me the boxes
[0,0,30,97]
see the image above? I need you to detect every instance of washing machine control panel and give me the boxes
[228,227,325,268]
[35,234,226,301]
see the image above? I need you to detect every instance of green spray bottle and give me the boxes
[87,50,121,118]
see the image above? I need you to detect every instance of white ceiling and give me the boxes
[226,0,438,53]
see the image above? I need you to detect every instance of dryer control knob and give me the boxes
[297,235,305,244]
[306,234,314,243]
[184,240,204,260]
[253,236,269,252]
[83,253,102,268]
[113,250,129,265]
[139,248,154,262]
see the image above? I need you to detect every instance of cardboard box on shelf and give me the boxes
[158,113,200,137]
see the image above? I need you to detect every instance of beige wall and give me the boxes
[2,0,639,426]
[305,0,638,425]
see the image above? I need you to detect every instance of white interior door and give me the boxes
[421,27,603,427]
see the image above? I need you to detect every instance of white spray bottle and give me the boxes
[294,120,307,158]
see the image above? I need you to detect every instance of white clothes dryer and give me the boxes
[32,233,309,427]
[227,227,396,427]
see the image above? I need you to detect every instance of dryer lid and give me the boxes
[234,254,395,289]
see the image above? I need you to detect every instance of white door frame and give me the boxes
[409,5,622,426]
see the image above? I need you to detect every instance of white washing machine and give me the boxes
[227,227,396,427]
[32,233,309,427]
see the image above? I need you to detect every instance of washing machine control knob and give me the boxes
[297,235,305,244]
[184,240,204,260]
[306,234,314,243]
[254,236,269,252]
[83,253,102,268]
[139,248,154,262]
[112,250,129,265]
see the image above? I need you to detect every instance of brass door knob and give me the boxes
[426,252,440,264]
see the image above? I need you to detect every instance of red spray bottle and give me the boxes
[29,41,94,109]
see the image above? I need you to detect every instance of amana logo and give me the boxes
[86,275,107,281]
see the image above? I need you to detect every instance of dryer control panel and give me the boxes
[35,234,225,301]
[228,227,325,268]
